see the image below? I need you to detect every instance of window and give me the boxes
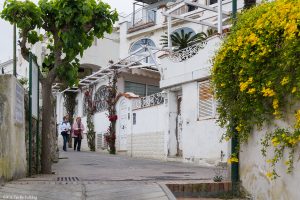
[173,27,196,36]
[125,81,146,96]
[198,80,215,119]
[130,38,156,64]
[94,86,109,113]
[124,81,161,97]
[147,85,161,96]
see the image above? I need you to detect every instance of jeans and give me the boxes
[74,137,82,151]
[61,132,69,151]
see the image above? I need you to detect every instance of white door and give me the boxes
[118,99,128,151]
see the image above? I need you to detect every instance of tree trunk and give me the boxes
[41,80,54,174]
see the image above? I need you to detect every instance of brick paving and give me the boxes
[0,150,218,200]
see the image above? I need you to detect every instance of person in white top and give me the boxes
[59,115,71,151]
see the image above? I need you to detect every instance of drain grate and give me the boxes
[56,177,80,182]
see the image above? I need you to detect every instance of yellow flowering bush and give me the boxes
[212,0,300,179]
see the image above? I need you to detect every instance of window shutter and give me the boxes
[198,80,214,118]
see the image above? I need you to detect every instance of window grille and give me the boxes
[198,80,214,118]
[94,86,109,113]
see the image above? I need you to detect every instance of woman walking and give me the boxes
[72,117,85,151]
[59,116,71,151]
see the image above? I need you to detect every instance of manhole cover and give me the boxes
[164,172,196,174]
[56,177,80,182]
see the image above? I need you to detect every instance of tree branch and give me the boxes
[19,29,45,82]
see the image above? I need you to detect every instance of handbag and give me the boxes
[74,123,82,140]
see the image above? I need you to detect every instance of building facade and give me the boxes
[55,0,245,165]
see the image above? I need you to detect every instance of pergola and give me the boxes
[162,0,231,49]
[53,0,232,93]
[52,45,162,93]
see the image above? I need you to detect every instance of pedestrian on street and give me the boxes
[59,115,71,151]
[72,116,85,151]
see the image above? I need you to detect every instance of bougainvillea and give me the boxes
[105,70,118,154]
[212,0,300,179]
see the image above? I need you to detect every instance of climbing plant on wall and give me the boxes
[212,0,300,179]
[63,91,77,147]
[105,70,118,154]
[84,87,96,151]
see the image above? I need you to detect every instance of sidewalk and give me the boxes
[0,150,218,200]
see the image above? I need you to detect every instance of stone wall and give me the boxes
[0,75,26,182]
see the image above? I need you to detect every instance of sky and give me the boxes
[0,0,134,62]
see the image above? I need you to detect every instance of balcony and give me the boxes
[134,0,162,4]
[127,8,157,33]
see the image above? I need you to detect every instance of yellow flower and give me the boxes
[280,77,289,86]
[228,157,239,164]
[271,137,280,147]
[248,77,253,84]
[284,160,290,166]
[236,124,242,132]
[262,87,275,97]
[221,83,226,87]
[247,88,256,94]
[295,110,300,128]
[273,99,279,110]
[240,82,249,92]
[273,110,281,119]
[288,138,297,146]
[266,172,273,179]
[248,32,259,45]
[292,87,297,93]
[240,77,253,92]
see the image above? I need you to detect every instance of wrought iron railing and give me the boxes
[132,92,164,110]
[128,8,157,29]
[168,41,207,62]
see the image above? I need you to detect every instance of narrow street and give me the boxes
[0,150,216,200]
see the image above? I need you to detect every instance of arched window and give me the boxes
[94,86,109,113]
[130,38,156,64]
[172,27,195,36]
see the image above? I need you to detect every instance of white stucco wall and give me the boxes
[80,32,120,68]
[240,115,300,200]
[129,103,168,159]
[160,35,221,88]
[181,82,229,165]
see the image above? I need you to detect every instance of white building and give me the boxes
[55,0,248,164]
[54,0,300,199]
[0,51,29,81]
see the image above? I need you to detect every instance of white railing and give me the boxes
[132,92,164,110]
[168,41,207,62]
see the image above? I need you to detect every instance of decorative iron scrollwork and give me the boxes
[132,92,164,110]
[168,41,207,62]
[94,85,109,113]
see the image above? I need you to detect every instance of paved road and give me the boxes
[0,150,217,200]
